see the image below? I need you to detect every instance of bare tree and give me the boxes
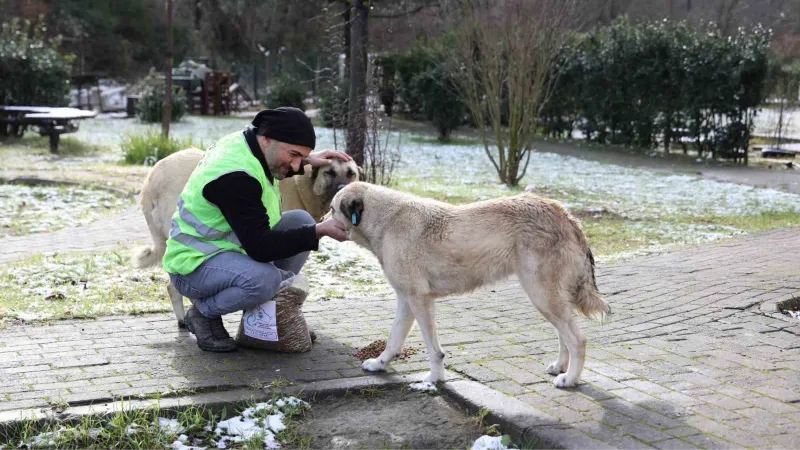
[364,100,402,186]
[716,0,742,36]
[596,0,634,25]
[447,0,581,186]
[342,0,440,166]
[346,0,369,166]
[162,0,174,138]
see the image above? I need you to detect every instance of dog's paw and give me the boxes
[362,358,388,372]
[546,361,567,375]
[423,371,443,383]
[553,373,577,388]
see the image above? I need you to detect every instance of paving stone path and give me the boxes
[1,182,799,449]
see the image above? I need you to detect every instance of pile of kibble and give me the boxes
[353,340,418,361]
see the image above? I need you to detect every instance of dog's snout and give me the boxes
[336,184,347,192]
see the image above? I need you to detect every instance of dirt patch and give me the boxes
[298,389,484,449]
[570,207,625,221]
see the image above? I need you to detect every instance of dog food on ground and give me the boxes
[354,340,418,361]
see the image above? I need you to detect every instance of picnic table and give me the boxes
[0,106,97,153]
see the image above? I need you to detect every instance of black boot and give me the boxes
[184,307,237,353]
[209,316,238,347]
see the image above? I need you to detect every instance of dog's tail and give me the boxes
[133,244,165,268]
[572,248,611,321]
[133,185,169,269]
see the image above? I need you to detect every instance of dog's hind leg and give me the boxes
[362,293,415,373]
[549,316,586,388]
[407,296,446,383]
[519,263,586,388]
[547,334,569,376]
[167,281,186,329]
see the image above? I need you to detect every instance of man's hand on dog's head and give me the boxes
[316,218,348,242]
[304,150,353,168]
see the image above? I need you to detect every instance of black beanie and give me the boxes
[251,107,316,149]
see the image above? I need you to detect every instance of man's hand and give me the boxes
[304,150,354,168]
[316,218,348,242]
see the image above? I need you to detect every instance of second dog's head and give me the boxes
[330,182,369,231]
[311,156,362,202]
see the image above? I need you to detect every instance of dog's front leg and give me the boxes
[362,293,414,373]
[407,296,445,383]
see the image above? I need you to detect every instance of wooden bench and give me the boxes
[0,106,97,153]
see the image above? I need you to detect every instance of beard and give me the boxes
[267,161,286,180]
[264,146,287,180]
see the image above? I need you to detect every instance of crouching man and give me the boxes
[163,107,350,352]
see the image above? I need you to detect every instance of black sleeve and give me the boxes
[202,172,319,263]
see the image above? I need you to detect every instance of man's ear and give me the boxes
[344,197,364,226]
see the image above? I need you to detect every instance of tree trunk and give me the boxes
[162,0,174,139]
[505,147,521,186]
[346,0,368,166]
[342,0,351,78]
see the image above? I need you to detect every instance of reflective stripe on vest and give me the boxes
[175,198,242,247]
[168,219,222,255]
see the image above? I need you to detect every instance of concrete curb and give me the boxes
[0,370,601,448]
[0,372,453,438]
[443,379,613,449]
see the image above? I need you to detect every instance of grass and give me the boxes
[0,249,173,326]
[680,210,800,232]
[0,134,104,156]
[3,192,798,326]
[408,135,481,146]
[120,129,201,165]
[0,183,131,238]
[580,211,800,261]
[0,396,311,450]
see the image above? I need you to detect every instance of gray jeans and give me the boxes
[169,210,314,319]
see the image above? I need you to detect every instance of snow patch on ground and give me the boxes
[0,184,127,237]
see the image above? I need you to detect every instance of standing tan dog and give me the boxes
[330,182,610,388]
[133,147,360,327]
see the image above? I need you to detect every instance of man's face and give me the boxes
[262,138,312,180]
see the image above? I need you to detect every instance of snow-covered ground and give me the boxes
[0,249,169,321]
[0,184,128,237]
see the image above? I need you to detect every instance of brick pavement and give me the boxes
[1,202,799,448]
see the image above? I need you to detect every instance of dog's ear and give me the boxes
[358,166,366,181]
[311,166,320,180]
[343,196,364,226]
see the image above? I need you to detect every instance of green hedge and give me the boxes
[541,18,770,163]
[381,39,466,141]
[0,18,72,108]
[136,85,188,124]
[266,77,306,111]
[133,69,188,124]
